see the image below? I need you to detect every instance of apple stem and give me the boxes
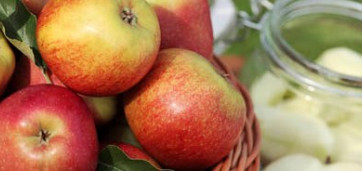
[121,8,137,25]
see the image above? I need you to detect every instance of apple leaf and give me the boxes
[97,145,173,171]
[0,0,47,70]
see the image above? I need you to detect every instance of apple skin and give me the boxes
[5,56,64,95]
[82,95,118,126]
[0,32,16,96]
[0,85,98,170]
[22,0,48,15]
[5,56,118,126]
[124,48,246,170]
[36,0,161,96]
[145,0,214,59]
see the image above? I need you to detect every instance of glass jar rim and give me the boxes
[261,0,362,98]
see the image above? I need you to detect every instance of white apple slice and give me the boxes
[331,121,362,164]
[256,105,334,162]
[264,153,362,171]
[314,47,362,125]
[324,162,362,171]
[276,94,322,118]
[316,47,362,77]
[264,154,323,171]
[251,72,289,106]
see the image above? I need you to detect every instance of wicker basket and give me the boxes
[209,56,261,171]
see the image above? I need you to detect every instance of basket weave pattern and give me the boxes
[210,57,261,171]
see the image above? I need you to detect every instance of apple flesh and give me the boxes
[255,104,334,163]
[264,154,323,171]
[5,56,118,126]
[146,0,214,59]
[0,32,16,96]
[0,85,98,170]
[124,48,246,170]
[37,0,161,96]
[265,154,362,171]
[316,47,362,77]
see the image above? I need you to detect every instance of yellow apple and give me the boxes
[36,0,161,96]
[0,32,15,96]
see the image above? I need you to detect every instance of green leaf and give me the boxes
[97,145,173,171]
[0,0,46,69]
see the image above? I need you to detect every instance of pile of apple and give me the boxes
[0,0,247,170]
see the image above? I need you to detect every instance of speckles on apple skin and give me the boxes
[36,0,161,96]
[147,0,214,59]
[124,49,246,170]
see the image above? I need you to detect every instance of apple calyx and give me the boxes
[38,128,51,144]
[121,8,137,25]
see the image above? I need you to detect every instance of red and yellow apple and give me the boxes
[36,0,161,96]
[146,0,214,59]
[5,56,63,95]
[0,32,15,96]
[0,85,98,170]
[6,56,118,126]
[124,48,246,170]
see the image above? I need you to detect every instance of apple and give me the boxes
[316,47,362,77]
[0,32,16,96]
[264,154,362,171]
[36,0,161,96]
[124,48,246,170]
[331,118,362,164]
[6,56,118,125]
[146,0,214,59]
[324,162,362,171]
[5,55,64,95]
[264,154,323,171]
[22,0,48,15]
[250,72,289,106]
[0,85,98,170]
[255,105,334,163]
[82,95,118,126]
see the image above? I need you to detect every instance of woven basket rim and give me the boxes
[210,56,261,171]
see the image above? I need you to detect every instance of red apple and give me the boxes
[124,48,246,170]
[146,0,214,59]
[6,56,118,126]
[0,85,98,170]
[36,0,161,96]
[22,0,48,15]
[5,56,64,95]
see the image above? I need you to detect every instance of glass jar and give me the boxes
[240,0,362,167]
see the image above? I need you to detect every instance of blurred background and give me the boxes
[211,0,263,79]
